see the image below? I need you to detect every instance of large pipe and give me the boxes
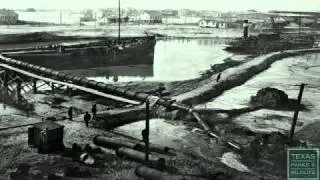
[0,55,187,109]
[93,136,138,150]
[0,55,243,151]
[116,147,165,168]
[94,135,173,155]
[135,166,214,180]
[135,166,165,180]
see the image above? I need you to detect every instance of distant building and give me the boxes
[162,16,201,25]
[236,12,270,22]
[0,9,18,24]
[199,19,234,28]
[178,9,200,17]
[161,9,178,17]
[26,8,36,12]
[139,11,162,23]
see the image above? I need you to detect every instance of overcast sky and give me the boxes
[1,0,320,12]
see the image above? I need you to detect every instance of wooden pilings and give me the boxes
[67,86,72,96]
[51,82,55,94]
[145,100,150,161]
[16,78,22,103]
[33,79,37,93]
[2,71,8,102]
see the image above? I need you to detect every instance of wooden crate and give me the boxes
[28,121,64,152]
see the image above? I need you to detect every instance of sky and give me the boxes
[1,0,320,12]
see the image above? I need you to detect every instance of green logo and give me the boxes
[288,148,319,180]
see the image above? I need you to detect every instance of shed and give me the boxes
[28,121,65,153]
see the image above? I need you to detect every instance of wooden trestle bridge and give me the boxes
[0,54,241,151]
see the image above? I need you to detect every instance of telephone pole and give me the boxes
[145,100,150,161]
[60,11,62,25]
[95,12,97,28]
[118,0,121,43]
[289,83,306,141]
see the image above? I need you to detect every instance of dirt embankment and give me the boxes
[173,48,320,105]
[0,32,90,45]
[0,90,264,180]
[0,32,140,45]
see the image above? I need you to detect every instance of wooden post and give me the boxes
[3,71,8,102]
[95,12,97,28]
[16,79,22,103]
[289,83,305,141]
[33,79,37,94]
[60,11,62,25]
[67,86,72,97]
[145,100,150,162]
[118,0,121,43]
[51,83,55,94]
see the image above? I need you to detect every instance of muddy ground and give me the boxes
[0,88,266,180]
[1,45,320,179]
[0,52,269,180]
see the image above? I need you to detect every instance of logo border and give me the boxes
[287,148,319,180]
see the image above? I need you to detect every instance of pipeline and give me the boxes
[135,166,220,180]
[0,55,241,151]
[0,55,171,107]
[93,135,174,155]
[93,135,139,150]
[116,147,166,169]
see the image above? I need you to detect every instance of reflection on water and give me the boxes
[88,38,232,83]
[63,65,153,78]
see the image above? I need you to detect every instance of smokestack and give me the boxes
[243,20,249,38]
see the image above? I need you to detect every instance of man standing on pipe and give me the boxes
[216,73,222,82]
[84,112,91,128]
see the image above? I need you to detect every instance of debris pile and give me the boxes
[250,87,289,108]
[242,132,308,169]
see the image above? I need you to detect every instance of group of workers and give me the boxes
[67,104,97,128]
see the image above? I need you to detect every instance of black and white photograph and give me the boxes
[0,0,320,179]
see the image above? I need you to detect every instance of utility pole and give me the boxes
[60,11,62,25]
[95,12,97,28]
[118,0,121,43]
[289,83,306,141]
[298,17,301,38]
[145,100,150,162]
